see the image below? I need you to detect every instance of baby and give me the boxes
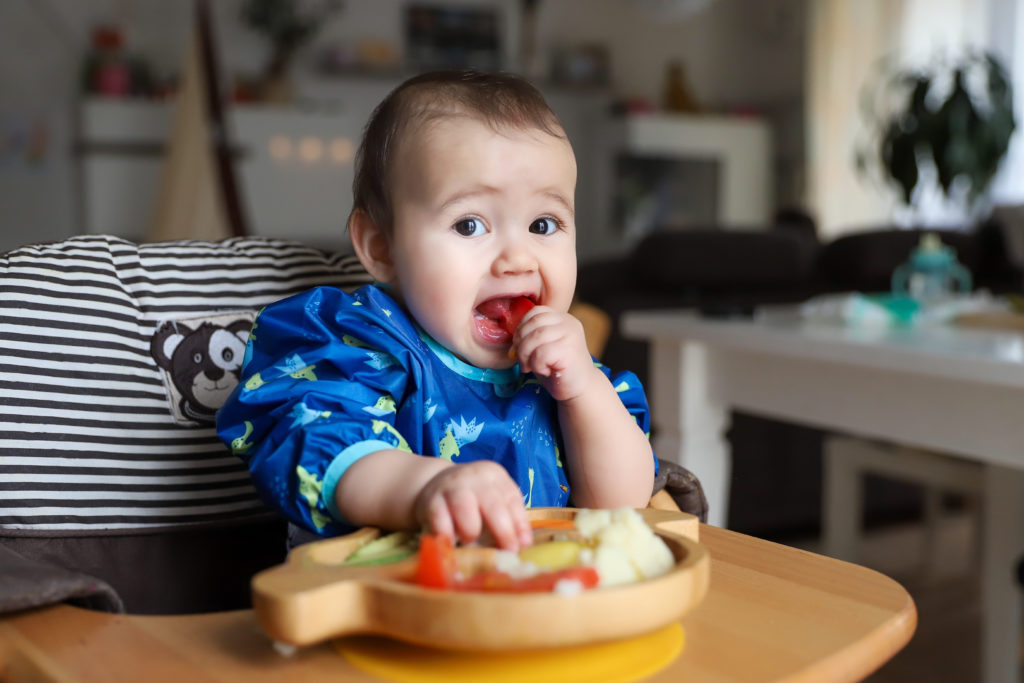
[217,70,656,551]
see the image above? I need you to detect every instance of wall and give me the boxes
[0,0,807,254]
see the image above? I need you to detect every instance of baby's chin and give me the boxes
[458,344,517,371]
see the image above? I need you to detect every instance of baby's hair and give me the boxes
[351,69,566,233]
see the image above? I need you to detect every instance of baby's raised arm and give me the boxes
[514,307,655,508]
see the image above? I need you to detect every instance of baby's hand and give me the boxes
[514,307,599,401]
[414,460,532,551]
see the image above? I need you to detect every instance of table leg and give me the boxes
[982,464,1024,683]
[648,339,730,528]
[821,436,864,562]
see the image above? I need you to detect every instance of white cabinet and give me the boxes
[78,98,362,249]
[591,113,773,255]
[78,99,170,241]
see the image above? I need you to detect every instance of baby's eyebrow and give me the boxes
[542,191,575,219]
[439,186,497,212]
[438,186,575,219]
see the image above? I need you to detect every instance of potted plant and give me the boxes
[855,50,1016,221]
[241,0,343,102]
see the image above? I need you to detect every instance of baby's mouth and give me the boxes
[473,296,537,344]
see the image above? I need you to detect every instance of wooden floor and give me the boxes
[789,511,1006,683]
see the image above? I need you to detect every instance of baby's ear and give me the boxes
[349,208,396,283]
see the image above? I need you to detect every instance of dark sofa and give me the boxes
[576,212,1024,540]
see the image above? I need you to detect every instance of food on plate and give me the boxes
[340,509,675,593]
[529,518,577,531]
[413,533,457,588]
[573,508,675,587]
[343,530,418,566]
[456,566,599,594]
[408,508,675,593]
[412,532,599,594]
[518,539,583,570]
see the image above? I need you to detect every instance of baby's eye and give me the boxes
[453,218,486,237]
[529,217,559,235]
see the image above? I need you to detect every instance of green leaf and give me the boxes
[859,50,1015,209]
[908,76,930,117]
[883,125,919,205]
[986,53,1010,102]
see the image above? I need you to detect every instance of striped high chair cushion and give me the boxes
[0,235,371,534]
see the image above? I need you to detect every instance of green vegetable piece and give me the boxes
[344,531,418,566]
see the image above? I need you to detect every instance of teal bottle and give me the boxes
[891,233,972,302]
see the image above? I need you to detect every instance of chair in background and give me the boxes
[822,436,982,579]
[569,300,612,360]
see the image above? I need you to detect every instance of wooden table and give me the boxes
[622,308,1024,682]
[0,525,914,682]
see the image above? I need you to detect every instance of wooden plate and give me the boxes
[251,507,709,651]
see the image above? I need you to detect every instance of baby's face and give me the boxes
[386,116,577,369]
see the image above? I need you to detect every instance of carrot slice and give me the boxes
[530,518,577,530]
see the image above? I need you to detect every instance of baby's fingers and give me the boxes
[514,326,553,375]
[512,505,533,547]
[522,341,564,379]
[446,488,485,545]
[512,308,553,371]
[481,485,532,550]
[423,496,457,543]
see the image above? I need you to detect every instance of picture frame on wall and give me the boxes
[405,5,502,72]
[549,44,610,88]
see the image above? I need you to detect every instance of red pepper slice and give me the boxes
[504,297,536,335]
[455,566,600,593]
[412,533,599,593]
[414,534,456,589]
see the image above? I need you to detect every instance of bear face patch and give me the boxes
[150,311,256,425]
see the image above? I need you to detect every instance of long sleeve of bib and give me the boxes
[217,286,418,536]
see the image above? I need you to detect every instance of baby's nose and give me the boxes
[492,236,537,275]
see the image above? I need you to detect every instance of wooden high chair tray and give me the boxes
[251,507,709,652]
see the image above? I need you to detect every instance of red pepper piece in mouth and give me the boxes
[504,296,536,335]
[475,296,536,338]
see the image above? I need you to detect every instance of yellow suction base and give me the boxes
[334,622,684,683]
